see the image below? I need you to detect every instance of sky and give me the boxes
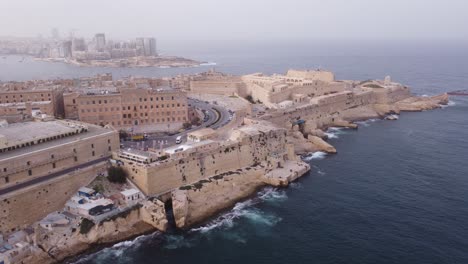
[1,0,468,45]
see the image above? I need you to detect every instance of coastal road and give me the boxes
[0,156,109,197]
[121,98,232,149]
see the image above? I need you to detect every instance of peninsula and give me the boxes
[0,33,204,68]
[0,69,448,264]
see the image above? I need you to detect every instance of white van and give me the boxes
[175,136,182,144]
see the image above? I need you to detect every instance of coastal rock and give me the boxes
[262,161,311,186]
[172,190,190,229]
[288,131,316,154]
[331,119,358,129]
[32,206,154,263]
[307,135,337,154]
[373,104,400,116]
[308,129,328,139]
[171,160,310,229]
[140,199,169,232]
[395,93,449,111]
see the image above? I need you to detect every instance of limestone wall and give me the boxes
[286,69,335,82]
[0,161,107,234]
[172,159,310,229]
[190,80,246,97]
[121,126,290,196]
[172,167,264,228]
[260,87,410,127]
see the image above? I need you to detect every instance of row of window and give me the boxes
[0,98,50,104]
[80,96,183,105]
[0,93,51,99]
[79,103,185,113]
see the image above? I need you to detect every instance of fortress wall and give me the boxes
[190,81,245,96]
[0,162,107,234]
[249,84,272,104]
[172,167,265,228]
[286,70,335,82]
[261,88,406,127]
[124,128,288,196]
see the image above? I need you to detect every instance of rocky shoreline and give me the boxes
[24,93,449,264]
[34,56,204,68]
[288,94,449,155]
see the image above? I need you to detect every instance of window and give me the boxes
[92,151,95,157]
[74,156,78,162]
[51,154,54,159]
[5,176,9,183]
[28,169,32,176]
[52,163,56,169]
[108,146,112,151]
[91,144,94,148]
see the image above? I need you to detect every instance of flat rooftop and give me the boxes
[0,120,115,161]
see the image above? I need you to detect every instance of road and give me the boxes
[0,156,110,196]
[121,98,233,149]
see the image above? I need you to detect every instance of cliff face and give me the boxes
[30,200,168,264]
[172,160,310,229]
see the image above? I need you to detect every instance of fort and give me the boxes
[0,68,450,264]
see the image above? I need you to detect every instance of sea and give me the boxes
[1,42,467,264]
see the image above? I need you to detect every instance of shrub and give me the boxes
[119,130,129,140]
[363,83,384,89]
[107,166,128,184]
[79,218,95,234]
[183,122,192,129]
[245,95,255,104]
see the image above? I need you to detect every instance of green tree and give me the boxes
[107,166,128,184]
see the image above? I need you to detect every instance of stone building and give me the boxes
[189,70,247,96]
[63,86,189,133]
[113,121,298,196]
[242,69,349,108]
[0,83,65,117]
[0,119,118,233]
[0,101,54,123]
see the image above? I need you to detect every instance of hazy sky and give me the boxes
[1,0,468,44]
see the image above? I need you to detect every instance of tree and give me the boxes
[191,116,201,126]
[183,122,192,129]
[119,130,129,141]
[107,166,128,184]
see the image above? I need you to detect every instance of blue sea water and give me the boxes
[2,42,467,264]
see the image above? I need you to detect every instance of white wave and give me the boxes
[164,234,196,249]
[289,182,303,189]
[72,233,154,263]
[422,94,429,97]
[302,151,327,161]
[158,65,171,68]
[244,209,282,227]
[258,187,287,202]
[441,100,457,108]
[317,169,326,176]
[327,127,344,132]
[354,120,370,127]
[325,126,348,139]
[200,62,217,66]
[324,132,339,139]
[190,199,254,233]
[190,187,286,234]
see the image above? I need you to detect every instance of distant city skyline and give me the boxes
[1,0,468,45]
